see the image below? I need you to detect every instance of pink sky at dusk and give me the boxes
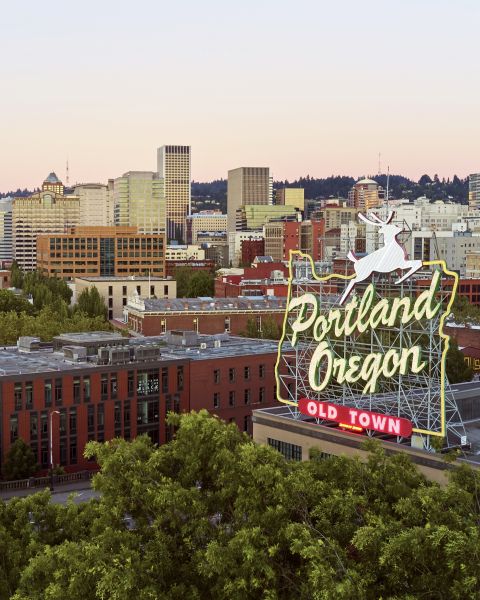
[1,0,478,192]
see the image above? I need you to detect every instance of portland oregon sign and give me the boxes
[275,211,467,448]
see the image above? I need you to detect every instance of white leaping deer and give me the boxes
[339,211,422,305]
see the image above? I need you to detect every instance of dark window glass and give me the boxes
[229,368,235,383]
[124,400,131,426]
[25,382,33,409]
[110,374,117,399]
[114,401,121,433]
[214,369,220,384]
[30,412,38,440]
[213,393,220,408]
[10,415,18,443]
[44,380,52,407]
[128,371,135,396]
[60,439,67,466]
[59,410,67,436]
[267,438,302,461]
[101,374,108,400]
[244,367,250,380]
[97,404,104,431]
[69,408,77,434]
[83,376,90,402]
[55,379,62,406]
[73,377,81,404]
[244,415,250,433]
[41,441,49,468]
[87,405,95,432]
[177,366,184,391]
[161,367,168,393]
[244,389,251,405]
[14,383,22,411]
[70,439,77,464]
[259,364,265,379]
[259,387,265,403]
[41,411,48,439]
[229,391,235,407]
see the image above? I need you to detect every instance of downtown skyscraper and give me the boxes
[157,145,191,243]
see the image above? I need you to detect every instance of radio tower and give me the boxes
[378,152,382,175]
[66,159,70,186]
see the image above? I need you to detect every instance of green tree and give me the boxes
[3,438,38,480]
[10,261,24,289]
[446,339,473,383]
[76,287,108,319]
[0,290,34,315]
[187,271,214,297]
[261,316,282,340]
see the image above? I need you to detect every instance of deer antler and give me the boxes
[358,213,382,227]
[368,213,385,224]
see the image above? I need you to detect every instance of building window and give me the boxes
[224,317,231,332]
[40,411,48,439]
[229,368,236,383]
[244,366,250,380]
[124,400,131,428]
[161,367,169,393]
[73,377,81,404]
[128,371,135,396]
[70,439,77,465]
[25,382,33,409]
[213,369,220,384]
[136,285,141,295]
[114,401,122,434]
[160,320,166,333]
[101,374,108,400]
[110,374,118,399]
[267,438,302,461]
[177,366,184,391]
[193,318,198,332]
[150,285,155,297]
[244,389,251,405]
[213,393,220,408]
[30,412,38,440]
[97,404,104,432]
[108,286,113,296]
[122,286,127,295]
[83,376,90,402]
[87,405,95,432]
[259,364,265,379]
[69,408,77,434]
[60,439,67,466]
[44,380,52,407]
[164,285,169,295]
[244,415,250,433]
[54,379,62,406]
[229,391,235,407]
[14,383,22,411]
[59,410,67,436]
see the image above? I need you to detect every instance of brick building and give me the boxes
[241,239,265,266]
[36,226,165,279]
[125,296,287,336]
[0,332,285,476]
[264,219,325,262]
[416,278,480,306]
[215,261,289,298]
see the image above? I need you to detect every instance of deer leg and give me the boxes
[339,279,356,305]
[394,262,422,284]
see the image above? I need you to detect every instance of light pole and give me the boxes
[49,410,60,472]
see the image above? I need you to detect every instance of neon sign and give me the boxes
[299,399,413,437]
[275,210,461,441]
[289,271,441,394]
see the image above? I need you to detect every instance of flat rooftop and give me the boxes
[132,296,287,313]
[0,332,281,377]
[74,276,173,282]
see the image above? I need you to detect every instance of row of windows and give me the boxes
[267,438,302,461]
[213,387,266,408]
[13,367,184,409]
[213,364,265,384]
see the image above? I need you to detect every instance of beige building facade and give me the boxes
[75,182,114,226]
[186,211,227,243]
[157,145,191,243]
[75,276,177,321]
[13,189,80,270]
[227,167,272,233]
[276,187,304,211]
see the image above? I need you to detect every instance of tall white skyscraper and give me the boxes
[157,145,191,243]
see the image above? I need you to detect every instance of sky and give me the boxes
[1,0,479,191]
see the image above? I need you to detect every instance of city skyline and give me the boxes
[1,0,479,191]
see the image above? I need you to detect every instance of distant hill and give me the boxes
[191,173,469,213]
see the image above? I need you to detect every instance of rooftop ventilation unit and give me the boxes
[63,346,87,363]
[134,345,161,362]
[17,337,41,353]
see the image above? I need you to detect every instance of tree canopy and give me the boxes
[75,287,108,319]
[3,439,38,480]
[3,411,480,599]
[174,267,214,298]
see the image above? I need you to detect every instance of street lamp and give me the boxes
[49,410,60,472]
